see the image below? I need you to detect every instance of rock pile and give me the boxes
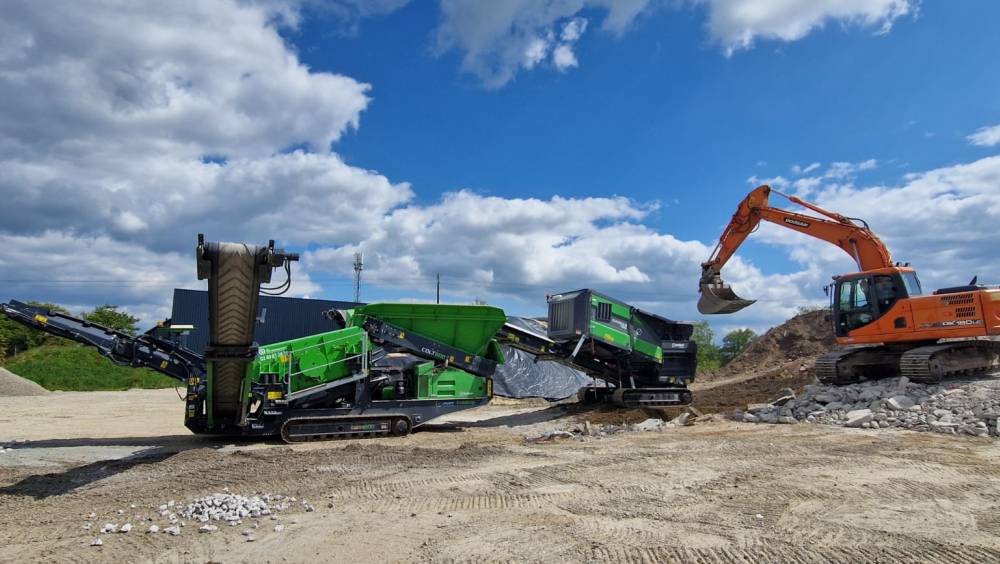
[90,492,302,546]
[177,493,288,526]
[738,375,1000,437]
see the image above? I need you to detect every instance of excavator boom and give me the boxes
[698,185,894,314]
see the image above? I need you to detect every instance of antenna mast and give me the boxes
[353,252,364,303]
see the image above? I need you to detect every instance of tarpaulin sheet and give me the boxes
[492,317,592,400]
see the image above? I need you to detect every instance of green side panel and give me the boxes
[250,326,367,393]
[353,303,506,358]
[632,337,662,361]
[589,321,631,350]
[416,366,488,399]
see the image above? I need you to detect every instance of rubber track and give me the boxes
[211,243,257,418]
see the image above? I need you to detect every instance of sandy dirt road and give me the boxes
[2,390,1000,563]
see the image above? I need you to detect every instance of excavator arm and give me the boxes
[699,184,894,314]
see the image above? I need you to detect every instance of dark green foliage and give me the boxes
[4,344,176,391]
[691,321,721,371]
[720,328,757,366]
[82,305,141,335]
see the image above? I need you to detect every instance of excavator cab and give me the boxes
[831,268,922,337]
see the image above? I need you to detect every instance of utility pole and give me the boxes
[353,252,364,303]
[436,273,440,304]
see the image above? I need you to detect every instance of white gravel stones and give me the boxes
[100,523,118,534]
[90,538,102,547]
[119,523,132,533]
[199,524,218,533]
[165,526,181,536]
[147,525,159,534]
[273,524,285,532]
[179,493,276,525]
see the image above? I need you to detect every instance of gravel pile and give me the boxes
[176,493,289,525]
[738,375,1000,437]
[0,367,50,396]
[88,492,309,546]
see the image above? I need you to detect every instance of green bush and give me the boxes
[4,344,178,391]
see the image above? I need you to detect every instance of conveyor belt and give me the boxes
[196,235,297,425]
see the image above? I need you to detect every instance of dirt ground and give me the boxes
[3,390,1000,563]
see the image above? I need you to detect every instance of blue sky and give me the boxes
[2,0,1000,337]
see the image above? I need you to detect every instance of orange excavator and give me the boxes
[699,184,1000,384]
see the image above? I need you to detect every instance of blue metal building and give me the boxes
[169,289,361,354]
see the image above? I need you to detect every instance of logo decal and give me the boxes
[783,218,810,228]
[919,319,983,328]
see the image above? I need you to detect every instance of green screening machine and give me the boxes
[1,237,698,442]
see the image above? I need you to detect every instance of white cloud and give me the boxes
[825,159,877,179]
[702,0,915,54]
[968,124,1000,148]
[434,1,613,87]
[523,36,551,69]
[561,17,589,42]
[0,0,389,321]
[751,159,878,198]
[552,44,579,71]
[429,1,915,87]
[791,162,822,175]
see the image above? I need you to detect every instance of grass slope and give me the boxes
[3,344,178,391]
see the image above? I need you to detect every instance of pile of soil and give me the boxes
[685,309,838,414]
[0,367,51,396]
[705,309,836,382]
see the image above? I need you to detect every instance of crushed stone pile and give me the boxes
[177,493,286,524]
[706,309,836,382]
[0,367,50,396]
[737,375,1000,437]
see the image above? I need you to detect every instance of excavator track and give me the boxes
[899,340,1000,384]
[817,341,1000,385]
[815,346,889,385]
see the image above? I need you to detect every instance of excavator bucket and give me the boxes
[698,279,756,315]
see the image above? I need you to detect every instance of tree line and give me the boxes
[691,321,756,372]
